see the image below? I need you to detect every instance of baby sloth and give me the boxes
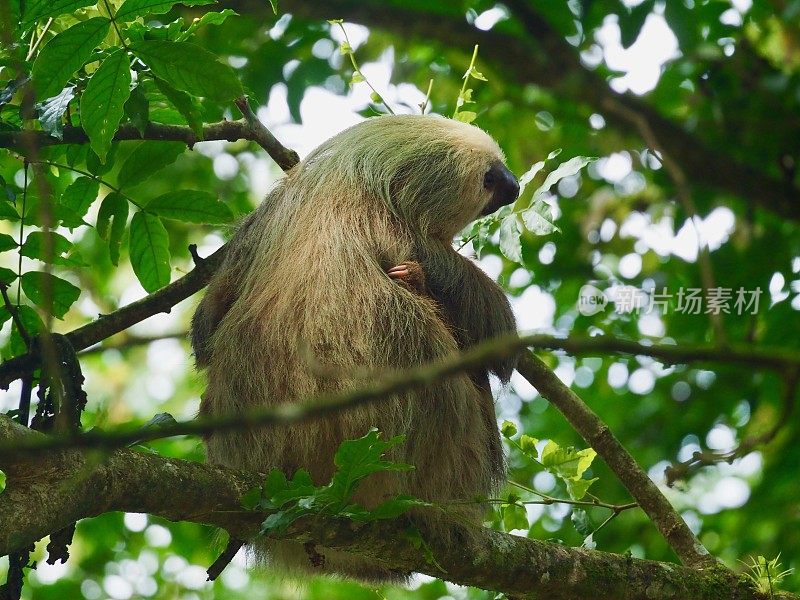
[191,114,519,581]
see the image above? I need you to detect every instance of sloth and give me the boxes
[191,114,519,581]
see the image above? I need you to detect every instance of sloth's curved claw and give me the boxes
[387,261,427,296]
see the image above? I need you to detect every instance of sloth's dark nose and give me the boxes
[481,161,520,215]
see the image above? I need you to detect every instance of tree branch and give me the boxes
[0,417,785,600]
[0,117,299,171]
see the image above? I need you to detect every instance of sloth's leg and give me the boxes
[386,261,427,296]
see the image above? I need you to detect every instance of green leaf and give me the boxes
[117,141,184,189]
[531,156,595,205]
[116,0,214,22]
[20,231,83,266]
[37,86,75,140]
[498,214,522,263]
[58,176,99,228]
[0,201,20,222]
[31,17,111,101]
[0,267,16,285]
[519,434,539,458]
[130,40,243,101]
[124,85,149,136]
[565,476,597,501]
[502,503,528,531]
[5,306,44,359]
[81,48,132,162]
[154,77,204,138]
[23,0,97,25]
[330,429,412,501]
[96,192,128,265]
[521,200,559,235]
[500,420,517,438]
[177,9,238,40]
[145,190,233,224]
[453,110,476,124]
[0,233,17,252]
[129,211,171,292]
[360,495,430,521]
[20,271,81,319]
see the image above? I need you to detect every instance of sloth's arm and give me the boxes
[413,246,518,382]
[190,214,260,367]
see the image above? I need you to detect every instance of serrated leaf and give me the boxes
[31,17,111,101]
[129,211,171,292]
[154,77,203,138]
[20,271,81,319]
[145,190,233,224]
[97,192,128,265]
[130,40,243,101]
[498,214,522,263]
[23,0,97,24]
[540,441,597,480]
[331,429,412,501]
[81,48,132,162]
[37,86,75,140]
[58,176,99,228]
[20,231,83,266]
[116,0,214,22]
[117,141,184,189]
[454,110,476,124]
[0,233,17,252]
[363,495,431,521]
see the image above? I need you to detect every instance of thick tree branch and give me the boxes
[0,118,299,171]
[0,417,785,600]
[516,351,714,569]
[274,0,800,220]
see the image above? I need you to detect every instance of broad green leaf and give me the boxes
[129,211,171,292]
[81,48,132,162]
[86,144,119,176]
[31,17,111,101]
[540,441,596,480]
[37,86,75,140]
[130,40,243,101]
[20,231,83,266]
[58,176,99,228]
[0,233,17,252]
[117,141,184,189]
[96,192,128,265]
[565,476,597,501]
[361,495,430,521]
[123,85,149,136]
[519,434,539,458]
[116,0,214,22]
[145,190,233,224]
[23,0,97,24]
[154,77,203,138]
[0,267,16,285]
[20,271,81,319]
[0,201,20,221]
[498,214,522,263]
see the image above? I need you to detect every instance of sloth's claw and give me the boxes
[387,261,426,295]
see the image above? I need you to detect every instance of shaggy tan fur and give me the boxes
[192,114,518,581]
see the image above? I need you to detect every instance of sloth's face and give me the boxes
[479,160,519,216]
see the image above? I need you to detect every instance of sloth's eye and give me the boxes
[483,170,496,189]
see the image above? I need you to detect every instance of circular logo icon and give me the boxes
[577,284,608,316]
